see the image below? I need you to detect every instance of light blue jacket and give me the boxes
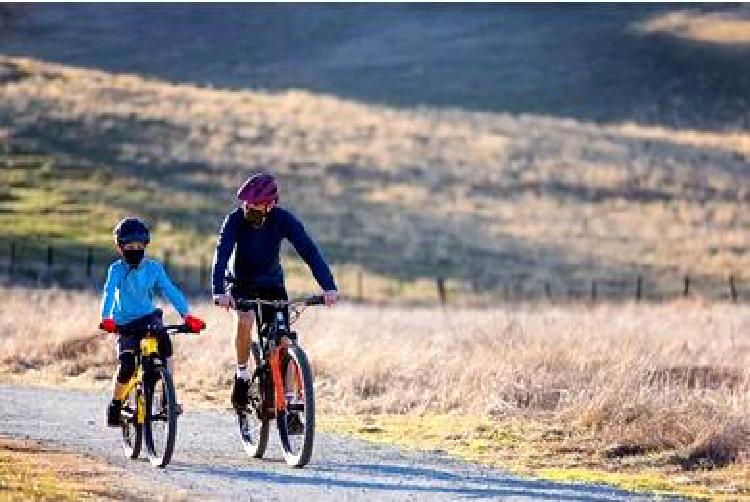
[100,258,189,324]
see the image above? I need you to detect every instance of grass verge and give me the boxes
[0,436,146,501]
[319,414,746,500]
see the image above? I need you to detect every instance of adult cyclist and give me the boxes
[211,172,338,409]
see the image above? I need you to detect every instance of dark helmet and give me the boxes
[237,172,278,205]
[113,217,150,246]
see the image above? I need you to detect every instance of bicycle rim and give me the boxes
[277,346,315,468]
[144,367,177,467]
[120,385,142,459]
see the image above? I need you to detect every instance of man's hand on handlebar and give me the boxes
[213,293,235,310]
[323,290,338,307]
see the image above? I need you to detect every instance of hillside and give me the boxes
[0,56,747,300]
[2,5,750,131]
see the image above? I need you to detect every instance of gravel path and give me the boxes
[0,385,667,501]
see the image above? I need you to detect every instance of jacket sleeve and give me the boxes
[99,263,121,319]
[154,263,190,317]
[212,212,238,295]
[283,212,337,291]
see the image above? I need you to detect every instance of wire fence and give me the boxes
[0,240,745,305]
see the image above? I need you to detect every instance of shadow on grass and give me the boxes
[1,5,750,131]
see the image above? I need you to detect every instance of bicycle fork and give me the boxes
[269,347,287,414]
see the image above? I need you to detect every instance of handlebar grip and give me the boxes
[305,295,326,306]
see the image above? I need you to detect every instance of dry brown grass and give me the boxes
[0,56,747,300]
[1,285,747,485]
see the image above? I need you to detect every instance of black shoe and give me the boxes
[157,402,183,419]
[232,376,249,409]
[287,412,304,435]
[107,400,122,427]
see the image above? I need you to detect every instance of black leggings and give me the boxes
[116,310,172,384]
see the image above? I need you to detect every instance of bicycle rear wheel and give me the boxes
[120,384,142,459]
[144,366,177,468]
[277,345,315,467]
[238,341,269,458]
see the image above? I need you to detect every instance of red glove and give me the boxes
[99,318,117,333]
[183,314,205,333]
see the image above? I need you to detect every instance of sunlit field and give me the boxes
[0,56,748,302]
[1,285,747,495]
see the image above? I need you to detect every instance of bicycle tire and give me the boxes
[144,366,177,468]
[120,385,142,459]
[238,341,269,458]
[277,345,315,468]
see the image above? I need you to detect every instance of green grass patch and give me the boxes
[319,414,738,500]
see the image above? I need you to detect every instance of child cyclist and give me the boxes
[99,217,205,427]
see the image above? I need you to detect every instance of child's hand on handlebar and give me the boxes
[99,318,117,333]
[183,313,206,333]
[213,293,235,310]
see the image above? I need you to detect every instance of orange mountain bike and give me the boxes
[234,295,324,468]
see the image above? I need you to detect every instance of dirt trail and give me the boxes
[0,385,671,501]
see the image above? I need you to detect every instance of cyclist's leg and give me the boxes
[114,334,139,400]
[230,283,257,368]
[111,311,161,412]
[230,284,257,408]
[235,309,255,367]
[109,334,138,426]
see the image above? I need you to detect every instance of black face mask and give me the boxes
[244,207,267,228]
[122,249,145,268]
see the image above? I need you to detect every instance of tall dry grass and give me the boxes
[0,56,747,297]
[0,284,747,466]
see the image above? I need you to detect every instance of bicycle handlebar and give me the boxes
[223,294,326,309]
[101,324,201,336]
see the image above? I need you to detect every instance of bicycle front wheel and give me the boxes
[144,366,177,468]
[238,341,269,458]
[277,345,315,468]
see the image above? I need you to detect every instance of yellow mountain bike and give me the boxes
[117,323,198,468]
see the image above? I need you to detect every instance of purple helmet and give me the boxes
[237,172,278,205]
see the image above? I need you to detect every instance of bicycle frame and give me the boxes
[119,326,188,424]
[236,296,323,417]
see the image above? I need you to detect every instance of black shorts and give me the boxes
[116,309,173,358]
[229,284,289,329]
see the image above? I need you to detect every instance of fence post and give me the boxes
[200,256,208,291]
[163,249,171,274]
[436,277,446,305]
[544,281,552,299]
[356,271,363,303]
[8,241,15,277]
[590,279,597,303]
[86,247,93,279]
[636,275,642,301]
[47,245,54,276]
[683,275,690,297]
[729,275,738,302]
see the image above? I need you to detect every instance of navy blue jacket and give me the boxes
[211,207,337,295]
